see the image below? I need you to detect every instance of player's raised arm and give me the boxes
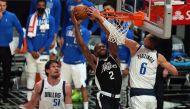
[87,7,140,56]
[71,12,97,71]
[158,53,178,76]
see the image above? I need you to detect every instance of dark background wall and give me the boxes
[7,0,31,27]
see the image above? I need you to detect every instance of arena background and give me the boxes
[0,0,189,109]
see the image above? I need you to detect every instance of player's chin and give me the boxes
[99,51,107,57]
[51,74,60,79]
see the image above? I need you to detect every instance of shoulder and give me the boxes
[5,11,16,17]
[158,53,164,60]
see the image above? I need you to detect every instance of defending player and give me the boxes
[87,8,178,109]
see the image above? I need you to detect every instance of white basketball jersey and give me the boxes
[39,78,65,109]
[129,45,158,89]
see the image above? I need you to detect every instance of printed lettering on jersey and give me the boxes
[101,61,117,73]
[45,92,61,98]
[66,29,83,37]
[38,19,49,27]
[137,54,155,63]
[66,30,74,37]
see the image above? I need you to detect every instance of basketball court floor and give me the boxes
[0,67,189,109]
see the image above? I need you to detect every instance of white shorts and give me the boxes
[60,62,87,88]
[130,95,157,109]
[25,53,49,78]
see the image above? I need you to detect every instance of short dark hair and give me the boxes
[45,60,59,76]
[0,0,7,2]
[147,34,160,49]
[36,0,46,5]
[103,1,116,10]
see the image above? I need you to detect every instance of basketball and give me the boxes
[73,5,88,20]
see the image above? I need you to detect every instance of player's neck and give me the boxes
[47,77,60,86]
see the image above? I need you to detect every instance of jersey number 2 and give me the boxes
[139,62,147,75]
[109,71,115,80]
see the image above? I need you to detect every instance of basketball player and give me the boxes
[20,60,72,109]
[87,8,178,109]
[71,12,122,109]
[101,2,134,108]
[60,21,90,108]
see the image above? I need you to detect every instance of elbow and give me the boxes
[173,70,178,76]
[170,68,178,76]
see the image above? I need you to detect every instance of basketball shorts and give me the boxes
[60,62,87,88]
[130,95,157,109]
[96,93,121,109]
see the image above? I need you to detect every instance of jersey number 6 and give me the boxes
[139,62,147,75]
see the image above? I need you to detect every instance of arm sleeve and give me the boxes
[13,14,24,48]
[54,0,62,33]
[127,29,134,40]
[90,21,99,34]
[26,16,34,52]
[42,17,55,49]
[82,28,90,45]
[84,1,98,33]
[29,0,36,15]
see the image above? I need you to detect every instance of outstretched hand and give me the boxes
[86,7,101,20]
[71,11,80,26]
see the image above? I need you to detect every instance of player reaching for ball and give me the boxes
[86,7,178,109]
[73,5,88,20]
[71,10,122,109]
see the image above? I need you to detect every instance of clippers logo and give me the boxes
[173,11,184,20]
[101,62,117,73]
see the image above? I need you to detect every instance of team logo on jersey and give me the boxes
[45,92,61,98]
[101,62,117,73]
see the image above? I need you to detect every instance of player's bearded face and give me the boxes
[51,70,60,79]
[95,44,108,58]
[49,64,60,79]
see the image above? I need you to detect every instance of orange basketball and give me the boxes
[73,5,88,20]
